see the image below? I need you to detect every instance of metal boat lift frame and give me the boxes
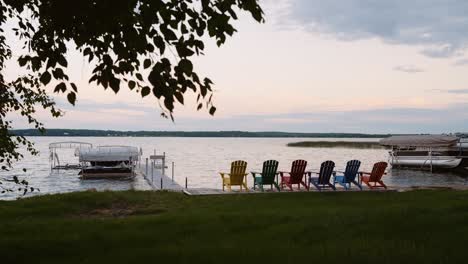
[49,141,93,170]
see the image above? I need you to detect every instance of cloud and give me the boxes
[447,89,468,94]
[429,89,468,94]
[11,102,468,133]
[393,65,424,73]
[453,58,468,66]
[282,0,468,58]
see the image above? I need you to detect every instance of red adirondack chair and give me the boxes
[360,162,388,189]
[280,160,308,191]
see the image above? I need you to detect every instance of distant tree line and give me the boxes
[11,129,391,138]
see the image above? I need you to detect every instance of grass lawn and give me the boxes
[1,190,468,263]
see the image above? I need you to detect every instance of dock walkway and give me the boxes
[137,164,183,191]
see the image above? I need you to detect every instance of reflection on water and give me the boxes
[1,137,467,200]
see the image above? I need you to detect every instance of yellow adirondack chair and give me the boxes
[220,160,249,192]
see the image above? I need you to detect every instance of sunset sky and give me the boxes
[7,0,468,133]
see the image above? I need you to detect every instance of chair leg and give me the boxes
[379,181,387,189]
[301,181,309,191]
[274,182,281,192]
[352,180,363,190]
[243,182,249,191]
[312,182,320,191]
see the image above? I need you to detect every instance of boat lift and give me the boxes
[49,142,93,170]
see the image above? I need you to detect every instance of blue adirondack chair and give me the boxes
[308,160,336,191]
[333,160,362,190]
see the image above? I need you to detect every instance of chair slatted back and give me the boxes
[369,162,387,182]
[261,160,279,185]
[289,160,307,184]
[229,160,248,185]
[344,160,361,183]
[317,160,335,184]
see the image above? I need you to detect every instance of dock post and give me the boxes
[160,178,163,189]
[162,152,166,176]
[430,148,433,173]
[145,158,148,176]
[172,162,174,182]
[185,177,188,189]
[151,160,154,183]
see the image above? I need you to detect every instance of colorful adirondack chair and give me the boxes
[219,160,249,192]
[280,160,308,191]
[308,160,336,191]
[360,161,388,189]
[333,160,362,190]
[251,160,280,191]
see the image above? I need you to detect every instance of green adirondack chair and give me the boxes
[251,160,280,192]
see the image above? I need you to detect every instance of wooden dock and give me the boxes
[137,163,183,191]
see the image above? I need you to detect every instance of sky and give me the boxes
[6,0,468,133]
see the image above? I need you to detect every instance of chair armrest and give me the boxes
[219,172,230,178]
[251,171,262,177]
[359,171,371,175]
[279,171,290,177]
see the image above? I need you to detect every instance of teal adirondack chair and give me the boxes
[251,160,280,191]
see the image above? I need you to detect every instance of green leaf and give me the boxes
[40,71,51,85]
[52,68,65,80]
[144,59,151,69]
[141,86,151,97]
[146,43,155,52]
[109,78,120,93]
[67,92,76,105]
[154,36,166,54]
[58,56,68,67]
[209,106,216,115]
[18,56,28,67]
[161,25,177,41]
[70,83,78,92]
[179,59,193,74]
[175,92,184,105]
[83,47,91,56]
[54,82,67,93]
[136,73,144,81]
[128,81,136,90]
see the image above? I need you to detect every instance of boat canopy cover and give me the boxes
[79,146,140,162]
[49,141,92,150]
[379,135,459,147]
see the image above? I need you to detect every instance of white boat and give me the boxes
[49,142,141,179]
[380,135,468,171]
[78,145,141,179]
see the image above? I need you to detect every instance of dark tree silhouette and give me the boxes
[0,0,264,192]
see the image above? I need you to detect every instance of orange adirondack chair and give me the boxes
[360,162,388,189]
[220,160,249,192]
[280,160,308,191]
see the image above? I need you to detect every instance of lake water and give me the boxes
[1,137,467,200]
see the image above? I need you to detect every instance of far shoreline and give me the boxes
[12,129,398,138]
